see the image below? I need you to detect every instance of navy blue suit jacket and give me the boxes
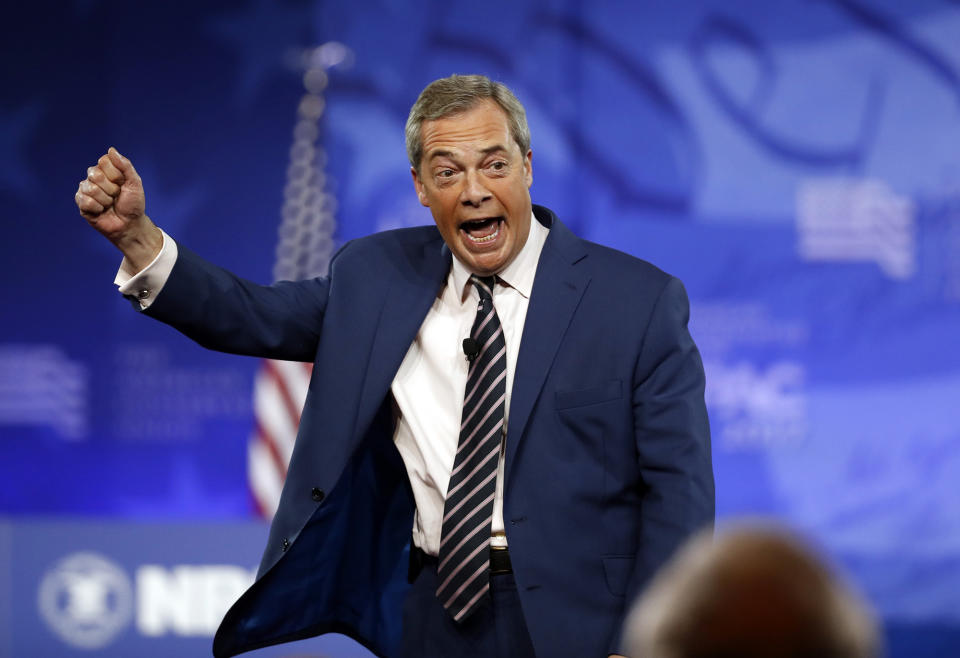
[144,205,714,657]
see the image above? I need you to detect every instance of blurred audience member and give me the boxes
[624,523,881,658]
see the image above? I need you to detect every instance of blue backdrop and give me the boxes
[2,0,959,656]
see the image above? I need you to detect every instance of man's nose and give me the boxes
[460,170,491,207]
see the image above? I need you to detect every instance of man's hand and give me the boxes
[75,147,162,271]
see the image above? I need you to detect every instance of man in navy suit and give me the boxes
[76,75,713,658]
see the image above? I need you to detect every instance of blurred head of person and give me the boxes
[624,522,882,658]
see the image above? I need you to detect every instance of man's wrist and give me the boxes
[115,227,176,310]
[112,216,163,272]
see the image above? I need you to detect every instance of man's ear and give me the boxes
[524,149,533,189]
[411,166,429,207]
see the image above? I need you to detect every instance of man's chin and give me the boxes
[455,239,511,275]
[458,251,506,277]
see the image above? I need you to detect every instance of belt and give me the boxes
[408,545,513,582]
[489,546,512,575]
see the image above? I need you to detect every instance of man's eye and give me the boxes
[490,161,506,171]
[437,169,455,178]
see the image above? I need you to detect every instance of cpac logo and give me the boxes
[38,552,254,649]
[705,359,807,449]
[38,552,134,649]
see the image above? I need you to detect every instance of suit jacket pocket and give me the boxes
[555,379,622,410]
[602,555,636,598]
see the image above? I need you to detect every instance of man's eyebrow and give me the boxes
[479,144,508,155]
[426,149,456,161]
[426,144,509,162]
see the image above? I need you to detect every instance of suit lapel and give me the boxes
[350,211,589,477]
[505,210,590,477]
[356,234,451,434]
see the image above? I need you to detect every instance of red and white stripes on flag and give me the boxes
[247,44,348,519]
[248,359,313,518]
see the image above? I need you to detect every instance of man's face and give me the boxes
[412,100,533,276]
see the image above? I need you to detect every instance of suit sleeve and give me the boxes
[613,276,714,653]
[141,243,338,362]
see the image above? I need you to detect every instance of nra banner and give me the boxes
[0,520,373,658]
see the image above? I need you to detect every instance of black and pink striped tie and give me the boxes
[437,274,507,622]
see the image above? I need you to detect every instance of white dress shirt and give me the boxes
[116,215,548,557]
[392,216,547,555]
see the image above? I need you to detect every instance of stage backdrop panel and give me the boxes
[1,1,959,656]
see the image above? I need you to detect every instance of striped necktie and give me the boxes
[436,274,507,622]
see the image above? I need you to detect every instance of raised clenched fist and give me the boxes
[76,147,161,270]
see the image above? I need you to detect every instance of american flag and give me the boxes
[249,359,314,517]
[248,43,348,518]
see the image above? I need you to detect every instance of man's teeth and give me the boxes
[465,222,500,243]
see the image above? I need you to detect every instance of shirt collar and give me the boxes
[451,211,548,300]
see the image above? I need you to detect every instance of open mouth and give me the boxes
[459,217,503,245]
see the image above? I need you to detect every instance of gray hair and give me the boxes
[405,74,530,171]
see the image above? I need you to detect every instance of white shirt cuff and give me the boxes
[115,228,178,309]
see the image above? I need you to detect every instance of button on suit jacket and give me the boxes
[143,205,714,658]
